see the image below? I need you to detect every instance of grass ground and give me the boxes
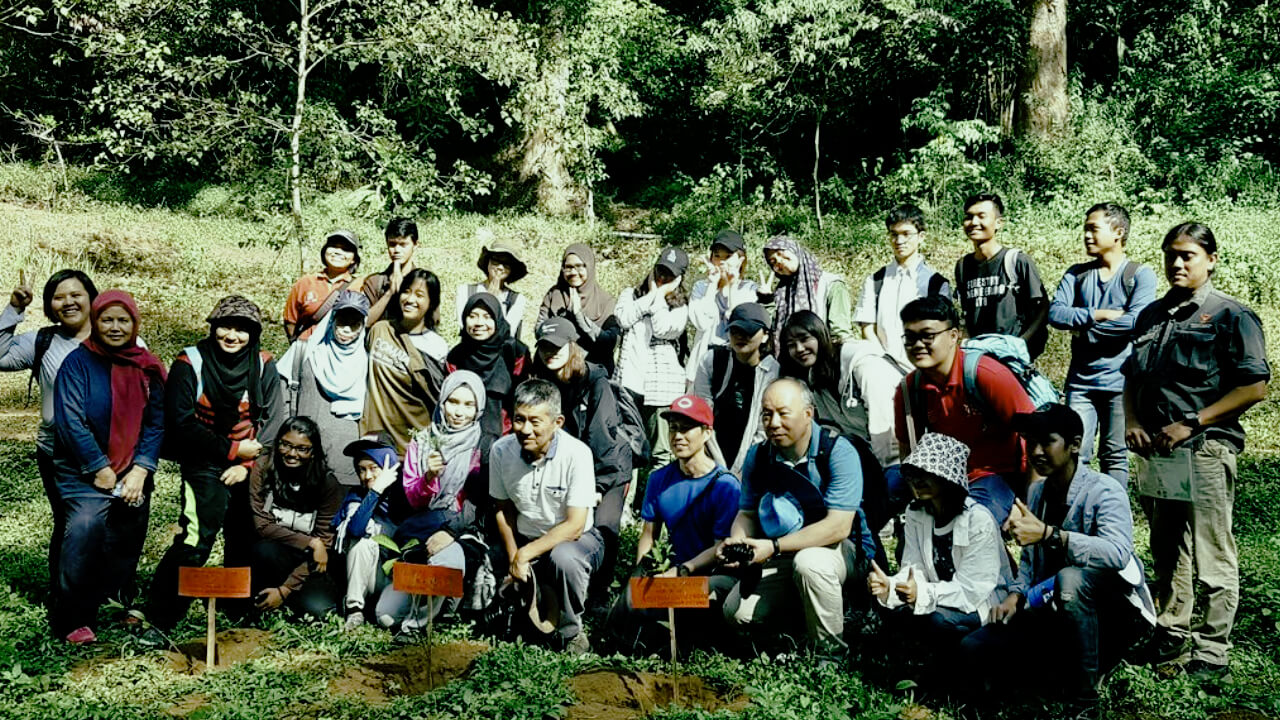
[0,162,1277,719]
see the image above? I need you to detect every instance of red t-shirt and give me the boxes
[894,348,1033,482]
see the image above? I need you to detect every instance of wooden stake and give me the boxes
[668,607,679,704]
[426,598,435,688]
[206,597,217,669]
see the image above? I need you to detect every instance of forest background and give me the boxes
[0,1,1278,719]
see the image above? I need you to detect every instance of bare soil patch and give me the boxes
[565,669,749,720]
[162,628,273,673]
[328,640,489,704]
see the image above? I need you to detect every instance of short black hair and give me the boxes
[885,203,926,232]
[963,193,1004,217]
[42,269,99,324]
[1085,203,1131,244]
[384,217,418,243]
[900,294,959,327]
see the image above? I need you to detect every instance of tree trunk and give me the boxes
[512,13,587,217]
[812,112,823,230]
[1015,0,1069,140]
[289,0,310,272]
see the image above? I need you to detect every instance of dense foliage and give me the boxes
[1,0,1276,228]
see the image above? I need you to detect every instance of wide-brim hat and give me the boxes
[902,432,970,490]
[477,239,528,284]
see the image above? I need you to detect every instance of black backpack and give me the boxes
[609,380,652,467]
[26,326,58,405]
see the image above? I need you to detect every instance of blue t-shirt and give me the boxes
[1049,259,1157,392]
[641,462,740,565]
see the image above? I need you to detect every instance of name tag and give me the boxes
[1135,447,1194,501]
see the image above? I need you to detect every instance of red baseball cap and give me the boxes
[661,394,714,427]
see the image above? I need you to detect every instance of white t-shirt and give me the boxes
[489,429,596,538]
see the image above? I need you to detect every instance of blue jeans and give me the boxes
[1066,390,1128,482]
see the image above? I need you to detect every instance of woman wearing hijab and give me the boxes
[52,290,165,644]
[143,295,285,640]
[361,269,448,454]
[762,235,854,351]
[280,289,370,486]
[0,269,99,623]
[537,243,621,374]
[334,437,401,631]
[247,416,344,619]
[446,292,529,442]
[375,371,483,631]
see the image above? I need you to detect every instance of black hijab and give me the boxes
[195,322,266,430]
[447,292,527,399]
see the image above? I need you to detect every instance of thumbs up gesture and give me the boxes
[1005,498,1048,547]
[867,560,891,603]
[895,566,918,606]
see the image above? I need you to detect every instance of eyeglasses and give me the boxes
[562,261,587,272]
[279,440,314,456]
[902,327,954,347]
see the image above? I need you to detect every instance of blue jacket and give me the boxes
[1049,259,1157,392]
[1012,466,1156,623]
[53,345,165,478]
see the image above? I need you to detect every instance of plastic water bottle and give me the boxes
[1027,576,1056,609]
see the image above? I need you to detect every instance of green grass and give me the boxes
[0,162,1277,719]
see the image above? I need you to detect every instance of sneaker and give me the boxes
[343,611,366,632]
[65,626,97,645]
[565,632,592,656]
[1145,629,1189,667]
[1185,659,1232,685]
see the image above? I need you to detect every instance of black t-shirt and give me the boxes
[956,248,1047,357]
[714,360,755,463]
[932,525,956,582]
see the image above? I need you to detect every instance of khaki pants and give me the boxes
[1146,439,1238,665]
[722,539,858,652]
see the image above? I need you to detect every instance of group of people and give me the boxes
[0,195,1268,717]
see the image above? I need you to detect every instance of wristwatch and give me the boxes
[771,538,781,557]
[1183,410,1202,430]
[677,564,692,577]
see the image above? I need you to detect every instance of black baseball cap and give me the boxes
[1012,403,1085,443]
[727,302,769,334]
[535,316,579,348]
[711,229,745,254]
[655,246,689,277]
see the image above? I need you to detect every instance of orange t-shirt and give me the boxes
[283,271,352,339]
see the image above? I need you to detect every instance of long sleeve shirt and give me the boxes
[165,350,285,468]
[1049,259,1157,392]
[614,287,689,405]
[53,346,165,477]
[685,277,759,383]
[249,461,343,596]
[879,498,1004,622]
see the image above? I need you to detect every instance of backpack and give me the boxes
[955,248,1048,358]
[872,266,948,320]
[609,379,652,467]
[161,345,270,462]
[26,325,58,405]
[748,425,884,558]
[900,333,1060,451]
[1072,260,1140,307]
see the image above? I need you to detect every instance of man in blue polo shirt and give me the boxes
[719,377,871,655]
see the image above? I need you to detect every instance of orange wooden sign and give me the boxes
[393,562,464,598]
[178,567,252,599]
[629,576,710,609]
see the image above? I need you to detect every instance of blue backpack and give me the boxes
[960,334,1060,410]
